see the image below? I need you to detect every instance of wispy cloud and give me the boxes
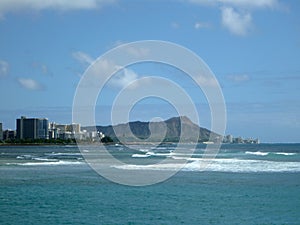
[31,62,52,76]
[71,46,151,89]
[171,22,180,29]
[72,50,140,89]
[112,40,125,47]
[88,59,139,89]
[0,0,116,17]
[88,58,120,77]
[187,0,279,8]
[217,0,279,9]
[186,0,281,36]
[0,60,9,77]
[110,41,150,57]
[227,74,250,82]
[194,21,211,29]
[72,51,94,65]
[221,7,252,36]
[110,68,139,89]
[17,78,44,91]
[124,45,150,58]
[195,75,219,87]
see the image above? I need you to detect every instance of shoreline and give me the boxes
[0,143,77,146]
[1,142,295,147]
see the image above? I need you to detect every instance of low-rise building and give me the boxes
[0,122,3,141]
[49,122,89,141]
[223,134,233,143]
[3,130,16,140]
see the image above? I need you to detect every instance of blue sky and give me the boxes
[0,0,299,142]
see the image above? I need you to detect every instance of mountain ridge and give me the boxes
[83,116,222,143]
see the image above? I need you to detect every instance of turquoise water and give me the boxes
[1,144,300,224]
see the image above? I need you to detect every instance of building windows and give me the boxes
[16,116,49,140]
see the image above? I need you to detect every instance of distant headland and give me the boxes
[0,116,259,145]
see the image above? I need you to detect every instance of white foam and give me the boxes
[245,151,297,157]
[155,147,168,150]
[145,152,196,157]
[7,161,84,166]
[114,163,186,171]
[113,158,300,173]
[33,157,58,162]
[245,151,269,156]
[132,154,151,158]
[16,154,34,159]
[170,156,202,161]
[198,158,300,173]
[46,152,81,156]
[147,152,172,157]
[138,148,150,153]
[274,152,297,156]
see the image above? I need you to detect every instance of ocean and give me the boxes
[1,143,300,224]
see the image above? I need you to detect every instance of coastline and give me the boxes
[2,141,291,147]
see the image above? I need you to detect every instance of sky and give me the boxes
[0,0,299,143]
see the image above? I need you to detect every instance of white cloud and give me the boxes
[221,7,252,36]
[195,75,219,87]
[31,62,52,76]
[0,0,115,16]
[71,47,151,90]
[0,60,9,77]
[124,46,150,58]
[41,64,49,75]
[218,0,279,9]
[76,55,140,89]
[112,40,125,47]
[72,51,94,65]
[194,21,210,29]
[110,68,139,89]
[88,59,120,77]
[187,0,280,36]
[187,0,279,9]
[17,78,44,91]
[187,0,216,6]
[171,22,180,29]
[227,74,250,82]
[110,41,150,57]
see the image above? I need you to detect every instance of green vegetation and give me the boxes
[101,136,114,143]
[2,138,77,145]
[0,135,115,145]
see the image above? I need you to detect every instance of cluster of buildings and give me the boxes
[223,134,260,144]
[0,116,260,144]
[0,116,104,142]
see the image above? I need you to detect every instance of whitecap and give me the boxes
[33,157,58,162]
[132,154,151,158]
[274,152,296,156]
[16,154,34,159]
[7,161,84,166]
[46,152,81,156]
[113,158,300,173]
[245,151,269,156]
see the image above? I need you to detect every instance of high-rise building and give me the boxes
[67,123,81,133]
[0,122,3,140]
[16,116,49,140]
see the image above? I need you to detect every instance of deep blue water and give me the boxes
[1,144,300,224]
